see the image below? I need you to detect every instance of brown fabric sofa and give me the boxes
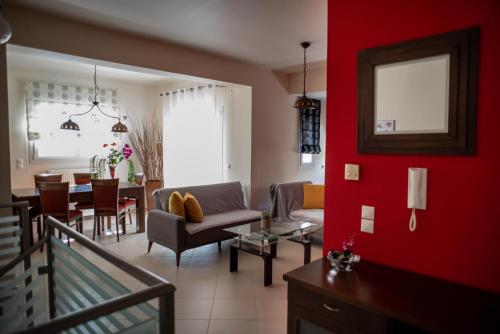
[270,181,324,241]
[147,182,260,265]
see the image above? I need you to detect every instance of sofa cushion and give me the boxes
[154,182,246,215]
[303,184,325,209]
[185,209,260,235]
[168,191,185,218]
[289,209,324,227]
[184,192,204,223]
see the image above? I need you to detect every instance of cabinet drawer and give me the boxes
[288,285,387,334]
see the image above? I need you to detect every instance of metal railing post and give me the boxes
[19,203,35,327]
[46,219,56,319]
[159,293,175,334]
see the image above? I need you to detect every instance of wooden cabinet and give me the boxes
[284,258,500,334]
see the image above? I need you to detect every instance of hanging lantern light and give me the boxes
[294,42,317,110]
[60,118,80,131]
[60,66,128,133]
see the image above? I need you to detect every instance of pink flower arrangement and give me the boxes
[342,234,355,252]
[122,144,133,160]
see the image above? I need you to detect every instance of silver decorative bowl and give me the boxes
[327,251,360,272]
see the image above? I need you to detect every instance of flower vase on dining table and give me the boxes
[127,160,136,184]
[109,165,116,179]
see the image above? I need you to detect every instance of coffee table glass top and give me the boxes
[224,217,318,247]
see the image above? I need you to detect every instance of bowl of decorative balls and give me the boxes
[327,234,360,272]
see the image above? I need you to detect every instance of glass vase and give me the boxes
[127,160,136,184]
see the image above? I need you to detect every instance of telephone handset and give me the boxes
[407,168,427,232]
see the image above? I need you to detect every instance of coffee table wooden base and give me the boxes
[229,238,312,286]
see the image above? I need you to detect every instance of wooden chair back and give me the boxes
[74,173,91,185]
[38,181,70,220]
[34,174,62,188]
[91,179,120,216]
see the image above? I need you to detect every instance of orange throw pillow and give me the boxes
[184,192,204,223]
[168,191,185,218]
[303,184,325,209]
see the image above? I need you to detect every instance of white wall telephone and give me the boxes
[407,168,427,232]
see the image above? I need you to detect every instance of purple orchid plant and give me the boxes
[331,233,356,261]
[122,144,133,160]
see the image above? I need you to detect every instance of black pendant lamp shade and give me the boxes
[294,95,317,109]
[294,42,317,110]
[111,120,128,133]
[60,118,80,131]
[60,66,127,133]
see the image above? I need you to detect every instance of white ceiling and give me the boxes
[10,0,327,70]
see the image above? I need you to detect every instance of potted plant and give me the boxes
[260,205,272,229]
[128,112,163,210]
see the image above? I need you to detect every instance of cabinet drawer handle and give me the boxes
[323,303,340,312]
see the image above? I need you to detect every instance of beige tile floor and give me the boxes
[35,215,323,334]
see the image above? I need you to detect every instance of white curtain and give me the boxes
[163,85,224,187]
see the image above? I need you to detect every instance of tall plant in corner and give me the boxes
[128,111,163,210]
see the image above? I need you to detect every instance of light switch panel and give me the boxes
[16,158,24,169]
[361,219,374,234]
[344,164,360,180]
[361,205,375,220]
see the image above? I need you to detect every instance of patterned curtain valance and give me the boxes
[300,99,321,154]
[24,81,118,108]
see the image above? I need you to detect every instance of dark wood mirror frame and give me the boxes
[357,27,479,155]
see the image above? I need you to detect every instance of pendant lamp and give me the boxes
[60,65,128,133]
[294,42,317,110]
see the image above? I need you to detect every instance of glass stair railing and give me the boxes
[0,202,175,334]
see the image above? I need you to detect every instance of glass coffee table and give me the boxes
[224,218,318,286]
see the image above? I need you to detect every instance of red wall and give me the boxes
[325,0,500,293]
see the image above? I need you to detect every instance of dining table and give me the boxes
[11,182,146,234]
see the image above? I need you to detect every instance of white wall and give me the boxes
[222,86,252,205]
[8,65,159,189]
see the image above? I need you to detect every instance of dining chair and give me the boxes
[74,173,94,211]
[119,172,144,225]
[38,181,83,245]
[34,173,62,187]
[29,173,63,244]
[91,179,126,242]
[74,173,91,185]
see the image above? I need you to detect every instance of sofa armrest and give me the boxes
[147,209,186,249]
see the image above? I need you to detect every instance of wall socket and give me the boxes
[361,219,374,234]
[361,205,375,220]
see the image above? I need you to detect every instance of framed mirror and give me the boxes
[357,27,479,154]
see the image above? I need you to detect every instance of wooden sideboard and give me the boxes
[284,257,499,333]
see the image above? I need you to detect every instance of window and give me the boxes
[25,81,120,159]
[300,153,314,168]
